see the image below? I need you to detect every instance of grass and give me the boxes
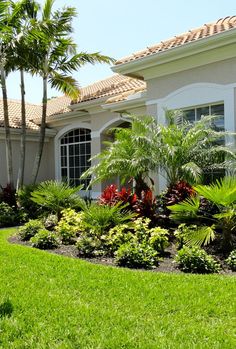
[0,228,235,349]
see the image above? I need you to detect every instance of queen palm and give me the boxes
[27,0,114,184]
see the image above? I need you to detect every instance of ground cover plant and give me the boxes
[1,228,236,348]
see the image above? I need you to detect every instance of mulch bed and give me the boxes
[8,233,236,275]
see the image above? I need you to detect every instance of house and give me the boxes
[1,16,236,196]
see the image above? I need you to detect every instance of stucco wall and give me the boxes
[146,57,236,101]
[0,137,55,187]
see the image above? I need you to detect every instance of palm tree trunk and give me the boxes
[17,69,26,190]
[31,75,47,184]
[134,175,150,198]
[0,66,14,188]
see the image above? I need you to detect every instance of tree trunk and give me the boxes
[0,66,14,188]
[222,226,232,253]
[134,175,150,198]
[31,76,47,184]
[17,69,26,190]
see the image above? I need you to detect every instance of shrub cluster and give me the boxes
[225,250,236,271]
[30,229,59,249]
[175,246,221,274]
[18,219,44,241]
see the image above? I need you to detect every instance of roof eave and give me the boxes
[112,28,236,77]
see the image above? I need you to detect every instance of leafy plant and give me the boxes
[18,219,44,241]
[0,202,16,227]
[114,242,159,269]
[163,181,195,206]
[17,184,41,219]
[225,250,236,271]
[56,209,85,244]
[82,202,135,235]
[175,246,221,274]
[169,177,236,251]
[31,181,84,219]
[30,229,59,249]
[76,232,104,257]
[174,223,216,249]
[0,184,16,207]
[82,113,235,195]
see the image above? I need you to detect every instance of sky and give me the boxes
[6,0,236,104]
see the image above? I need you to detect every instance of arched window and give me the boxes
[60,128,91,187]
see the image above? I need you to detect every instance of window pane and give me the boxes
[184,109,195,123]
[197,106,209,120]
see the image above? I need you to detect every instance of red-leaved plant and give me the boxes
[163,180,195,206]
[99,185,156,220]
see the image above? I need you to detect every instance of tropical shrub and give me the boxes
[114,242,159,269]
[82,113,234,195]
[56,209,85,244]
[76,231,104,257]
[0,184,16,206]
[175,246,221,274]
[169,177,236,251]
[17,184,41,219]
[18,219,44,241]
[163,181,195,207]
[43,214,58,231]
[82,202,135,235]
[0,202,17,227]
[174,223,216,249]
[225,250,236,271]
[31,181,84,219]
[106,217,169,256]
[30,229,59,249]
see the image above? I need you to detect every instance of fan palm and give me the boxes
[31,180,84,219]
[169,177,236,251]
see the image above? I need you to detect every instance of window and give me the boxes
[183,103,224,132]
[60,128,91,187]
[183,103,225,183]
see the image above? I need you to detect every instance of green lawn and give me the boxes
[0,228,235,349]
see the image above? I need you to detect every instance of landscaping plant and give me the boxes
[18,219,44,241]
[169,177,236,251]
[31,180,84,219]
[225,250,236,271]
[175,246,221,274]
[30,229,59,249]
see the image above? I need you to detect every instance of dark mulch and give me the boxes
[8,233,236,275]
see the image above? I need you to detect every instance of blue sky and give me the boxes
[7,0,236,104]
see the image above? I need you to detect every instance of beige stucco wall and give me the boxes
[0,136,55,187]
[146,57,236,101]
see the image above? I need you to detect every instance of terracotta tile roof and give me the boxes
[0,98,41,130]
[76,74,146,103]
[46,95,71,116]
[47,74,146,118]
[115,16,236,65]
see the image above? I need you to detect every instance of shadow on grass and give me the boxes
[0,299,13,318]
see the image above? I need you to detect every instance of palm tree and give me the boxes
[0,0,14,187]
[9,0,39,189]
[155,110,235,185]
[27,0,114,184]
[82,115,160,197]
[168,177,236,252]
[82,112,235,196]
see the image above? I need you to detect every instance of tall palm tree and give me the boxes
[27,0,114,184]
[0,0,14,187]
[9,0,39,189]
